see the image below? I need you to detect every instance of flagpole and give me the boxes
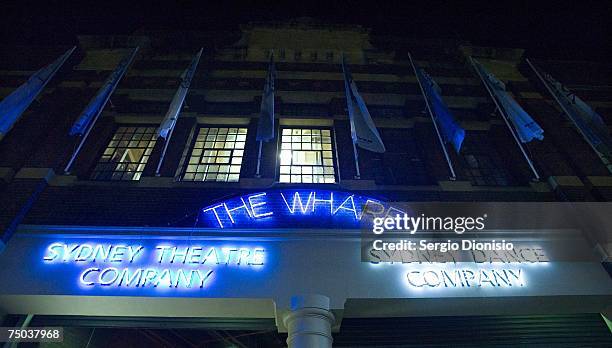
[525,58,612,174]
[155,125,175,176]
[332,124,342,183]
[469,56,541,180]
[352,141,361,179]
[155,48,203,176]
[408,52,457,180]
[0,46,76,142]
[64,47,139,174]
[341,53,362,179]
[255,140,263,177]
[255,50,275,178]
[64,106,107,174]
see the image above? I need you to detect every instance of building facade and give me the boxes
[0,20,611,346]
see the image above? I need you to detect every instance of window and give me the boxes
[279,128,336,184]
[310,52,318,61]
[92,126,157,181]
[183,127,247,182]
[326,51,334,62]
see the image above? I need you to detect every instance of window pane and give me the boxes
[182,127,247,182]
[278,128,336,184]
[92,126,157,181]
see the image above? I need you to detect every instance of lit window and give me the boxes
[92,126,157,181]
[279,128,336,184]
[183,127,247,182]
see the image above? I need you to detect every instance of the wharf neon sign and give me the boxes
[200,190,402,229]
[43,242,265,289]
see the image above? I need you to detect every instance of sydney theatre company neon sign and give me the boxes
[43,242,265,289]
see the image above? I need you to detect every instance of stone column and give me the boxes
[5,314,33,348]
[283,294,335,348]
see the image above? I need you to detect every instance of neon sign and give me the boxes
[43,242,265,289]
[200,190,403,229]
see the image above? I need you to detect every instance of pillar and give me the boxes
[283,294,335,348]
[4,314,33,348]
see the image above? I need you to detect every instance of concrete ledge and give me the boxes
[0,295,276,319]
[137,176,178,187]
[196,116,251,125]
[280,118,334,127]
[238,177,276,188]
[529,181,551,192]
[459,45,525,61]
[586,176,612,187]
[48,175,78,186]
[438,180,473,191]
[339,179,377,190]
[114,114,164,124]
[14,168,56,183]
[0,167,15,183]
[53,175,278,189]
[547,175,584,190]
[345,295,612,318]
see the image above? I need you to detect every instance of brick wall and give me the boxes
[0,38,610,240]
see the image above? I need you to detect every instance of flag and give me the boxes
[416,67,465,152]
[0,47,75,139]
[69,47,139,136]
[473,59,544,143]
[256,52,276,142]
[537,64,612,157]
[341,55,386,153]
[157,48,203,139]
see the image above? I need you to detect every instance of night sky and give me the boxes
[1,0,610,61]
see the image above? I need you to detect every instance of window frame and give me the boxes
[90,124,158,181]
[276,126,339,184]
[179,125,249,183]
